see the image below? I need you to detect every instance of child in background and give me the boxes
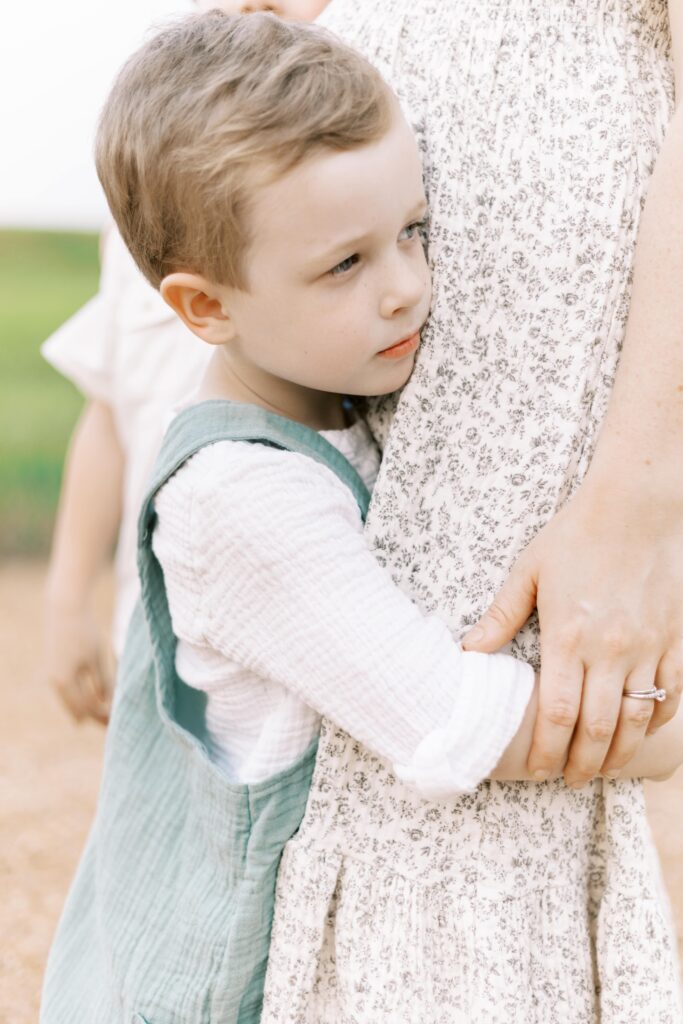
[42,12,683,1024]
[42,228,208,722]
[42,0,330,725]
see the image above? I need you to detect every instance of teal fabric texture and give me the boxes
[41,400,371,1024]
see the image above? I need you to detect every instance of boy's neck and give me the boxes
[197,347,348,431]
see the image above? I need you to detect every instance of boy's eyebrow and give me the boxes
[308,198,428,266]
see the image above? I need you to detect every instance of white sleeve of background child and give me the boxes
[40,227,121,402]
[40,225,175,404]
[41,294,116,402]
[156,441,534,798]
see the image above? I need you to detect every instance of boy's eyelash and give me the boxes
[328,220,425,277]
[402,220,426,239]
[330,253,360,276]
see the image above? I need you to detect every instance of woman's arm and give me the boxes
[465,3,683,786]
[44,399,123,723]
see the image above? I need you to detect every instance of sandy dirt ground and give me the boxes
[1,560,681,1024]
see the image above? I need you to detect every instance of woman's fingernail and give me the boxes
[605,770,620,779]
[532,769,550,781]
[462,627,484,648]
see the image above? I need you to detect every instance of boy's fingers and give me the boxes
[462,558,537,653]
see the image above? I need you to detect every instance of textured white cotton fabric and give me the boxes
[153,419,534,792]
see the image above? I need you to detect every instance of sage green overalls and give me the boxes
[41,400,370,1024]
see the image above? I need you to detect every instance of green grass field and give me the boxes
[0,229,100,556]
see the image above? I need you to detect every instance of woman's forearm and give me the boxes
[587,0,682,504]
[581,101,683,514]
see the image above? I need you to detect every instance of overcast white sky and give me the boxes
[0,0,194,231]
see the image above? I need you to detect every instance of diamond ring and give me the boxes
[623,687,667,702]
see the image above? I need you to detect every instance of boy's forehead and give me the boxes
[249,115,424,251]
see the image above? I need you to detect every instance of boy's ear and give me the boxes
[160,273,236,346]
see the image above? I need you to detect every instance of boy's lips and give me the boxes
[377,331,420,360]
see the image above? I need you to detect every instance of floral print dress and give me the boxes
[261,1,682,1020]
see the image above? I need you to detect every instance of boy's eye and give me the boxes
[329,253,360,277]
[399,221,423,242]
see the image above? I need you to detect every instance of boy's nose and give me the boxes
[379,268,427,320]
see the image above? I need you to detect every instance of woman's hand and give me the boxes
[490,657,683,785]
[463,483,683,786]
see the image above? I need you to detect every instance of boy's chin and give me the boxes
[378,367,417,396]
[347,363,417,400]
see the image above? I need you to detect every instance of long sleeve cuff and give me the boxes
[394,648,534,799]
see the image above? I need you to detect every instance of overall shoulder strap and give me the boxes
[141,399,371,541]
[134,400,372,728]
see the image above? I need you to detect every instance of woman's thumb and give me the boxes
[461,559,538,653]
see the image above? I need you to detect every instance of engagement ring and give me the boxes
[622,687,667,702]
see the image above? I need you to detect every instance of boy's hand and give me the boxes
[44,601,112,725]
[462,488,683,786]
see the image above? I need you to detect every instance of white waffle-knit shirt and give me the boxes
[153,418,534,798]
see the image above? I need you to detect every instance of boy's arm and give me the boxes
[44,399,123,724]
[155,442,534,799]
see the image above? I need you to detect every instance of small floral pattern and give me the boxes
[263,1,681,1020]
[263,724,681,1023]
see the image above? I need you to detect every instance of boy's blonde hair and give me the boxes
[96,11,393,290]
